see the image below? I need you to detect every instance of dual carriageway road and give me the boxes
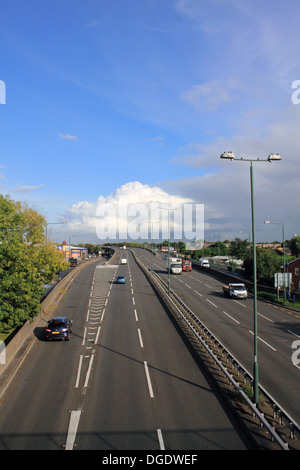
[0,249,253,450]
[136,248,300,426]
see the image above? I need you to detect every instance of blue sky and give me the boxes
[1,0,300,243]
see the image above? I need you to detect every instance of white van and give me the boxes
[200,259,210,267]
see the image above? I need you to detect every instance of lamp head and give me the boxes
[268,153,281,162]
[220,151,235,160]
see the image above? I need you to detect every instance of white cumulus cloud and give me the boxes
[61,181,201,242]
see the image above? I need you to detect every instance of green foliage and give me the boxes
[191,241,228,259]
[229,237,249,260]
[0,195,68,330]
[258,291,300,310]
[243,248,282,282]
[288,236,300,258]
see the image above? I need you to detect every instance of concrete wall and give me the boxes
[0,260,94,379]
[0,247,117,381]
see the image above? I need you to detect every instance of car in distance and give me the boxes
[200,259,210,267]
[45,317,73,341]
[115,275,126,284]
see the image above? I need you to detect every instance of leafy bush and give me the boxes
[0,195,68,330]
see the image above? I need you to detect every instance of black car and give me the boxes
[45,317,73,341]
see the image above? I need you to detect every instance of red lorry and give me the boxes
[182,260,192,272]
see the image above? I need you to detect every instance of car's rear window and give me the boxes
[50,320,66,327]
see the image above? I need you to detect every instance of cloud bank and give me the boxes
[61,181,204,242]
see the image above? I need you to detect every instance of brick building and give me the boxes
[286,258,300,292]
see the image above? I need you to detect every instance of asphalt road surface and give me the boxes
[136,248,300,425]
[0,252,251,450]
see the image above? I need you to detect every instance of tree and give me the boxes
[210,241,229,256]
[0,195,68,330]
[229,237,249,260]
[288,236,300,258]
[177,241,187,255]
[243,248,282,282]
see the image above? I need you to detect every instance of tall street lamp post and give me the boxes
[220,152,281,404]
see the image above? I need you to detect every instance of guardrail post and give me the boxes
[278,409,282,425]
[290,422,295,439]
[273,404,278,420]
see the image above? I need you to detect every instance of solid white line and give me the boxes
[84,354,95,388]
[249,330,277,351]
[138,328,144,348]
[157,429,165,450]
[65,410,81,450]
[144,361,154,398]
[74,355,83,388]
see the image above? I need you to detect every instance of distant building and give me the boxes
[58,241,88,260]
[285,258,300,292]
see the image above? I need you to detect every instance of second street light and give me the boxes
[220,151,281,405]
